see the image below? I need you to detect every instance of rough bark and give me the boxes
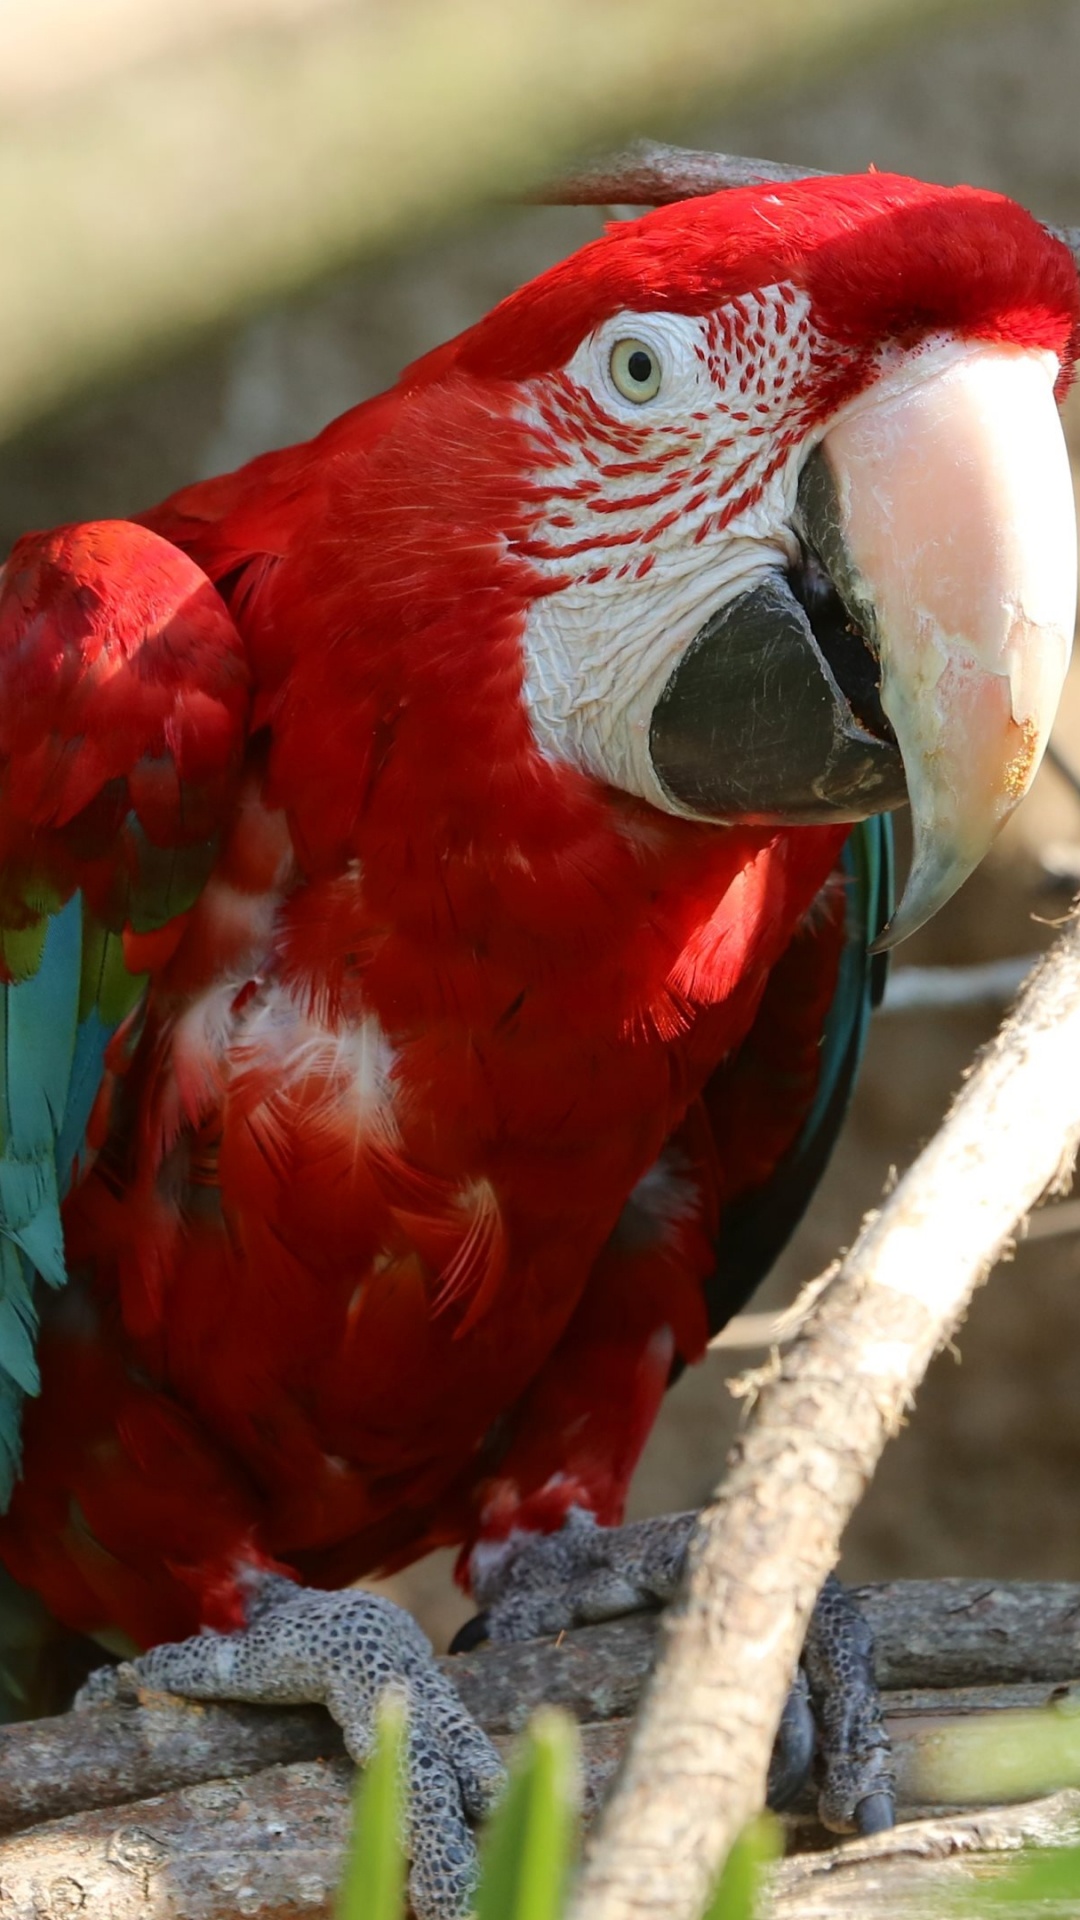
[535,137,1080,267]
[3,1580,1080,1837]
[774,1793,1080,1919]
[0,1580,1079,1916]
[0,1750,1071,1920]
[569,914,1080,1920]
[2,1677,1080,1918]
[851,1579,1080,1689]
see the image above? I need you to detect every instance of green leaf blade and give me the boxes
[475,1707,579,1920]
[337,1692,408,1920]
[703,1815,782,1920]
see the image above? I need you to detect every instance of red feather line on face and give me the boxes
[384,180,1079,636]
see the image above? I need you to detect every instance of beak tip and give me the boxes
[871,835,986,952]
[868,910,915,956]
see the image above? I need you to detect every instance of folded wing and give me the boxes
[0,521,250,1497]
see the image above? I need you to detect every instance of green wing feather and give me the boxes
[0,899,146,1504]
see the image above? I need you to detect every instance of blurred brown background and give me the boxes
[7,0,1080,1646]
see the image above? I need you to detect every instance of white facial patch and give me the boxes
[514,285,830,810]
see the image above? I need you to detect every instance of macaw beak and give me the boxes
[814,347,1076,946]
[649,345,1077,947]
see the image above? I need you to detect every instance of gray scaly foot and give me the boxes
[459,1507,695,1644]
[457,1508,894,1834]
[803,1572,894,1834]
[76,1572,506,1920]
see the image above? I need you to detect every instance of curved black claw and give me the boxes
[854,1789,896,1835]
[804,1573,895,1834]
[449,1611,491,1655]
[766,1668,816,1811]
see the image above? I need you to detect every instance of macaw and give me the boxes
[0,170,1073,1915]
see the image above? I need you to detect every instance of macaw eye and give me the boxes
[609,339,663,403]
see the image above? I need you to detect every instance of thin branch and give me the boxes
[534,138,1080,269]
[527,140,827,204]
[1024,1195,1080,1241]
[880,956,1037,1015]
[710,1309,790,1349]
[569,910,1080,1920]
[1040,841,1080,888]
[774,1793,1080,1920]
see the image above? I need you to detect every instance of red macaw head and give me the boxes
[409,173,1079,944]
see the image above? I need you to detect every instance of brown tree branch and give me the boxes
[569,911,1080,1920]
[5,1743,1080,1920]
[3,1580,1079,1838]
[774,1793,1080,1920]
[1,1605,1080,1920]
[533,137,1080,269]
[0,1579,1076,1919]
[529,139,826,203]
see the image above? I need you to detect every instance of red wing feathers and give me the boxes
[0,521,250,957]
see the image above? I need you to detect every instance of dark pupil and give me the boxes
[627,349,654,385]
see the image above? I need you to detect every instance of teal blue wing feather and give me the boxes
[800,814,893,1150]
[0,902,143,1504]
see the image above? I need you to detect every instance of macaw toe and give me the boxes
[463,1508,696,1645]
[801,1573,895,1834]
[80,1572,504,1920]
